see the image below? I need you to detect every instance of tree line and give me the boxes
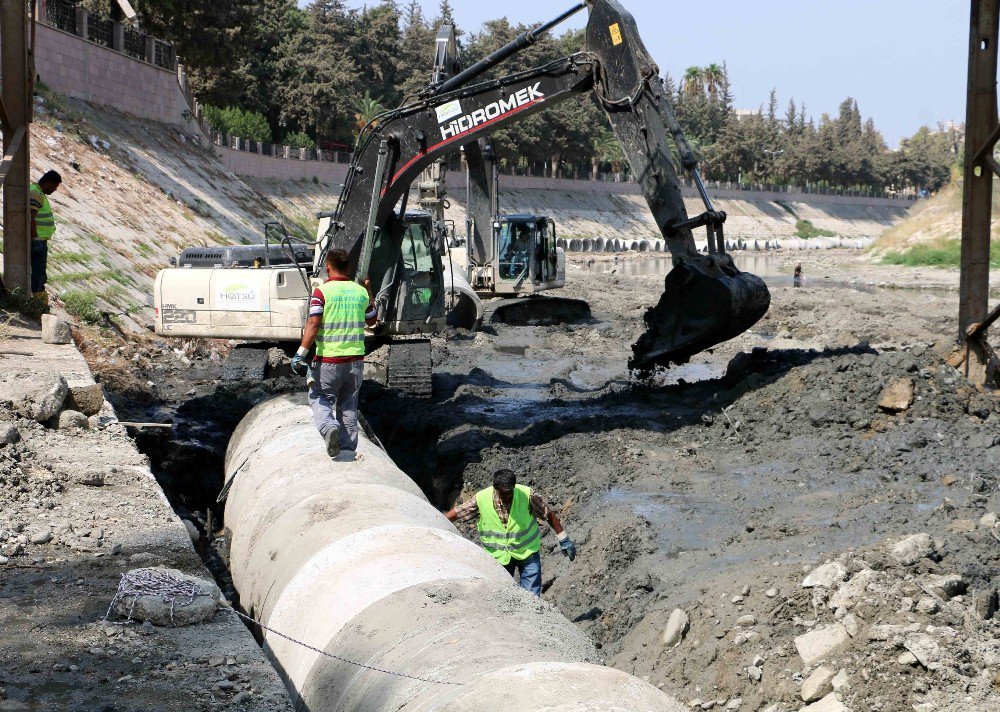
[127,0,957,193]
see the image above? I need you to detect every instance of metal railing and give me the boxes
[122,26,145,60]
[153,39,175,70]
[45,0,76,33]
[87,14,113,48]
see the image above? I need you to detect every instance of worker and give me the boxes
[29,170,62,308]
[290,249,376,459]
[793,262,803,287]
[444,468,576,596]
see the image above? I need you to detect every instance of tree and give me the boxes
[682,66,703,96]
[702,64,725,97]
[354,91,387,134]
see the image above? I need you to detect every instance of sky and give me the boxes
[332,0,969,147]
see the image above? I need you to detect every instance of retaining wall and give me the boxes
[33,22,188,125]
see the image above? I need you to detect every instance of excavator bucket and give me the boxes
[629,263,770,375]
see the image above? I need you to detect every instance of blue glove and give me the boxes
[290,349,309,377]
[559,536,576,562]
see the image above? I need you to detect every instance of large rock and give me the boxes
[890,533,935,566]
[0,423,20,446]
[877,377,914,413]
[56,410,89,430]
[17,374,68,422]
[111,567,220,626]
[801,692,849,711]
[904,633,941,668]
[67,384,104,416]
[829,569,877,610]
[794,624,851,666]
[924,573,965,600]
[801,666,836,702]
[41,314,72,344]
[802,562,848,589]
[662,608,690,646]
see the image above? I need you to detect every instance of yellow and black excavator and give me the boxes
[154,0,770,392]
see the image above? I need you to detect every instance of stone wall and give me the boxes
[33,22,188,126]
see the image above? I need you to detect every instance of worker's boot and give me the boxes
[323,429,340,458]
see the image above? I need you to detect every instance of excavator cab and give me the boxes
[494,215,563,288]
[370,209,446,335]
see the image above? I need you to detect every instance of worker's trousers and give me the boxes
[30,240,48,292]
[308,360,363,451]
[503,552,542,596]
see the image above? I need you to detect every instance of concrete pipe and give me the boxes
[654,240,664,252]
[604,240,616,253]
[224,395,683,712]
[637,240,650,252]
[568,238,583,252]
[592,237,606,252]
[556,237,566,249]
[581,239,592,252]
[626,240,639,251]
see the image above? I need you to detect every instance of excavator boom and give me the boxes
[321,0,770,372]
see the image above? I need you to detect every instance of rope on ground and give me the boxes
[105,568,462,687]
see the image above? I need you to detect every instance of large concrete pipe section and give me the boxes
[581,238,593,252]
[637,240,650,252]
[568,238,583,252]
[592,237,606,252]
[224,394,683,712]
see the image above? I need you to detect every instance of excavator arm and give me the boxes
[321,0,770,372]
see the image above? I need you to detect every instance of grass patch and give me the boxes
[881,238,1000,268]
[52,250,92,266]
[135,242,155,258]
[775,201,797,218]
[61,289,101,324]
[795,219,837,239]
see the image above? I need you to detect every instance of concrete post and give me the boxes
[177,63,189,98]
[1,0,30,293]
[299,147,307,160]
[144,35,155,64]
[112,22,124,52]
[75,7,87,38]
[283,145,291,159]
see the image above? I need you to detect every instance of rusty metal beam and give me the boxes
[1,0,31,295]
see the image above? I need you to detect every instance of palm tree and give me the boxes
[702,64,725,97]
[593,131,626,181]
[354,91,386,134]
[682,66,703,96]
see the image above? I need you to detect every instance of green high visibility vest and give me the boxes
[476,485,541,565]
[30,183,55,240]
[315,279,369,359]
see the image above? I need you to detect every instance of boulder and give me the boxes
[57,410,89,430]
[111,567,220,626]
[829,569,877,610]
[41,314,72,344]
[794,624,851,666]
[980,512,998,528]
[903,633,941,668]
[973,589,998,620]
[877,377,914,413]
[924,573,965,600]
[67,384,104,416]
[0,423,20,446]
[662,608,690,646]
[831,670,850,692]
[948,519,977,534]
[801,693,848,712]
[18,374,68,422]
[801,666,835,702]
[802,562,848,589]
[890,533,935,566]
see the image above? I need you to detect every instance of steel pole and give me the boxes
[1,0,31,294]
[959,0,998,341]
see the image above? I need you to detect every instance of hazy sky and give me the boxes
[332,0,968,146]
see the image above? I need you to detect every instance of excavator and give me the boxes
[418,24,588,325]
[154,0,770,391]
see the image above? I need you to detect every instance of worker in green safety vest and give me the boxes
[291,248,376,460]
[29,170,62,309]
[445,468,576,596]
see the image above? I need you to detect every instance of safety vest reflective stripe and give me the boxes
[30,184,55,240]
[315,281,368,359]
[475,484,542,565]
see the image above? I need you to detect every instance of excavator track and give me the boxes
[387,339,433,399]
[221,344,269,383]
[486,295,591,326]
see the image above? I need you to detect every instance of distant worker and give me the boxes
[445,468,576,596]
[29,170,62,307]
[793,262,803,287]
[290,249,376,459]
